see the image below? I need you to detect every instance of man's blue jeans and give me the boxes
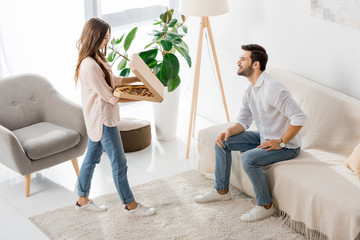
[215,131,300,206]
[78,125,135,204]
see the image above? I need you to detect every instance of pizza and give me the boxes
[115,85,154,97]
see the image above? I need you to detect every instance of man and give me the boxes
[194,44,307,222]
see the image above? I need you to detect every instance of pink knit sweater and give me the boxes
[79,57,123,141]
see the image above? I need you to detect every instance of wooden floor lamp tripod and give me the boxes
[179,0,230,159]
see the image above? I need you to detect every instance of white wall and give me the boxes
[183,0,360,123]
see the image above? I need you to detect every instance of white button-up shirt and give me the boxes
[235,72,307,148]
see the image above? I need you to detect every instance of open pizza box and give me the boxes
[113,54,164,103]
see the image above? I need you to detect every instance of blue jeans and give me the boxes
[215,131,300,206]
[78,125,135,204]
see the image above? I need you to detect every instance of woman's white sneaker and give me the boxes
[194,189,231,203]
[75,200,108,212]
[123,203,156,216]
[240,205,275,222]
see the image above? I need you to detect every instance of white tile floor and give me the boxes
[0,95,217,240]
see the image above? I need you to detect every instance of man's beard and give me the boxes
[237,64,253,77]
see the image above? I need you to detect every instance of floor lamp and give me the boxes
[179,0,230,159]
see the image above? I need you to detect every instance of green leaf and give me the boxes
[161,40,173,52]
[167,32,184,38]
[144,42,156,49]
[153,35,163,42]
[107,51,116,62]
[143,58,158,68]
[167,75,181,92]
[139,49,158,59]
[178,41,189,53]
[162,53,179,80]
[181,25,188,34]
[119,68,130,77]
[171,37,182,44]
[168,19,178,27]
[124,27,138,51]
[160,11,172,23]
[174,45,192,68]
[153,63,161,72]
[181,15,186,22]
[116,33,125,44]
[157,63,168,86]
[150,30,163,37]
[117,57,127,70]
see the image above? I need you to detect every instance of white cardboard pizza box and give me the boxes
[113,54,164,102]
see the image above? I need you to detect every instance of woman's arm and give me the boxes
[80,59,119,105]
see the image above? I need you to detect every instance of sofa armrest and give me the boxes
[0,125,31,175]
[43,92,87,140]
[198,122,233,174]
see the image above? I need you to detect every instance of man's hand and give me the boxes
[257,139,281,151]
[216,131,230,147]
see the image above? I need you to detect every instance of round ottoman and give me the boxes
[117,117,151,153]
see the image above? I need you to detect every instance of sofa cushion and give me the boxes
[344,142,360,180]
[12,122,81,160]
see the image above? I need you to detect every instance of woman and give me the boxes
[74,17,156,216]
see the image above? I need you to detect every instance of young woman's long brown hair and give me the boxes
[74,18,112,87]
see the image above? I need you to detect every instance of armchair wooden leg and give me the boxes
[25,174,31,197]
[71,158,80,177]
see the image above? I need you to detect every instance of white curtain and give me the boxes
[0,0,85,103]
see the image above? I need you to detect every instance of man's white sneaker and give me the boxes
[75,200,108,212]
[123,203,156,216]
[240,205,275,222]
[194,189,231,203]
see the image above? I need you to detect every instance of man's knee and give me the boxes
[241,151,257,170]
[214,141,226,151]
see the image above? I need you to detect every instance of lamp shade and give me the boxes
[179,0,229,17]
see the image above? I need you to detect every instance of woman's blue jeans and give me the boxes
[215,131,300,206]
[78,125,135,204]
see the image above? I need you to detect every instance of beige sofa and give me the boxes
[197,68,360,240]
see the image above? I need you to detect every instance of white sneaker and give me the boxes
[75,200,108,212]
[123,203,156,216]
[194,189,231,203]
[240,205,275,222]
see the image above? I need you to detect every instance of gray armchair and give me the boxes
[0,73,88,197]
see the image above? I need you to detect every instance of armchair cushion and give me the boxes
[12,122,81,160]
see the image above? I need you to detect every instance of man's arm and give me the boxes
[216,123,245,147]
[258,124,303,151]
[281,124,303,144]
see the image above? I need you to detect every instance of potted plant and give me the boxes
[107,9,192,140]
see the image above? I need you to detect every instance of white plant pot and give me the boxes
[153,86,181,141]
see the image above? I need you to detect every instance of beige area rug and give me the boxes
[30,170,306,240]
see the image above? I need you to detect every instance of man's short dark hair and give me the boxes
[241,44,268,71]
